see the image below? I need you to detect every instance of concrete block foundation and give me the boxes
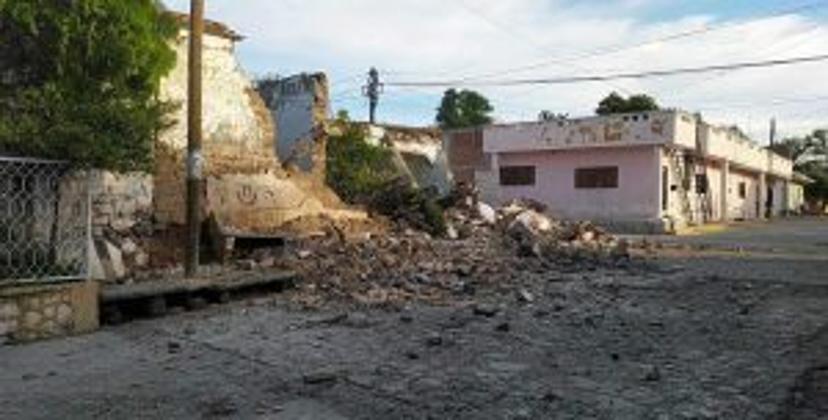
[0,280,99,344]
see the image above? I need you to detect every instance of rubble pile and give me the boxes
[277,187,629,307]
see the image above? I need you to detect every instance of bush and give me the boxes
[0,0,177,172]
[371,178,447,236]
[325,123,399,203]
[325,122,447,235]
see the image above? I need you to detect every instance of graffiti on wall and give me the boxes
[543,116,671,147]
[205,174,326,233]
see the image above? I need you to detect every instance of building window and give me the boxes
[738,182,747,199]
[695,174,709,194]
[575,167,619,189]
[500,166,536,186]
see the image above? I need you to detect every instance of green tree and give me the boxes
[538,110,568,121]
[0,0,177,172]
[436,89,494,129]
[596,92,660,115]
[771,129,828,203]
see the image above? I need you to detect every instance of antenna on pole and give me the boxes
[363,67,383,124]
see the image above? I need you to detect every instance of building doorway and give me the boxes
[662,166,669,212]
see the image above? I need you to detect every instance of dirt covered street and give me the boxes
[2,220,828,420]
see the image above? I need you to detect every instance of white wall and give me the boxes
[727,169,761,220]
[158,31,270,154]
[485,111,687,154]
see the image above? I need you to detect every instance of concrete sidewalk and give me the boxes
[623,217,828,257]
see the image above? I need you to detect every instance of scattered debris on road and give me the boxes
[270,186,630,308]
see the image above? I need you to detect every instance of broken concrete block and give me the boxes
[120,238,138,256]
[477,202,497,225]
[104,240,127,280]
[134,252,150,268]
[88,238,107,281]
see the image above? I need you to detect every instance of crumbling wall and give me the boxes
[361,123,452,195]
[83,171,154,281]
[154,29,282,226]
[258,73,330,174]
[444,128,489,185]
[150,27,360,245]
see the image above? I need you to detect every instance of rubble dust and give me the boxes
[272,186,630,308]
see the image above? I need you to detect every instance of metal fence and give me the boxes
[0,156,90,284]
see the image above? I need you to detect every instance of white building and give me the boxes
[445,110,806,233]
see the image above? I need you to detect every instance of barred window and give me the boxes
[575,167,619,189]
[499,166,536,186]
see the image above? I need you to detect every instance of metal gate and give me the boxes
[0,156,90,284]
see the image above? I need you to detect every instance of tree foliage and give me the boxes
[325,121,399,204]
[771,129,828,202]
[538,110,568,121]
[770,129,827,164]
[436,89,494,129]
[0,0,177,172]
[596,92,660,115]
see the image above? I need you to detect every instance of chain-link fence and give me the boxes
[0,156,90,284]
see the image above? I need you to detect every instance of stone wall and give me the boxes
[90,171,153,235]
[87,171,154,282]
[0,280,99,344]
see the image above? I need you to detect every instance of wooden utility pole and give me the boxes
[185,0,204,278]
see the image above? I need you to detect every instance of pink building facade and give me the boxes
[445,110,802,233]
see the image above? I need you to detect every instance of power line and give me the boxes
[455,0,828,83]
[387,53,828,87]
[669,24,825,99]
[452,0,633,94]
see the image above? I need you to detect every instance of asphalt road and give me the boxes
[2,218,827,420]
[627,217,828,257]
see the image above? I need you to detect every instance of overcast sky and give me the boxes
[163,0,828,143]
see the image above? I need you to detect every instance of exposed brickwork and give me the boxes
[445,128,488,184]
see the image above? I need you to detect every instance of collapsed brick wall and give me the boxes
[356,123,453,195]
[150,28,360,242]
[83,23,366,280]
[444,128,489,185]
[154,29,283,226]
[258,72,330,176]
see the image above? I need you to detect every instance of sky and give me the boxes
[162,0,828,143]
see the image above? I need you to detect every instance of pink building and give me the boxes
[445,110,803,233]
